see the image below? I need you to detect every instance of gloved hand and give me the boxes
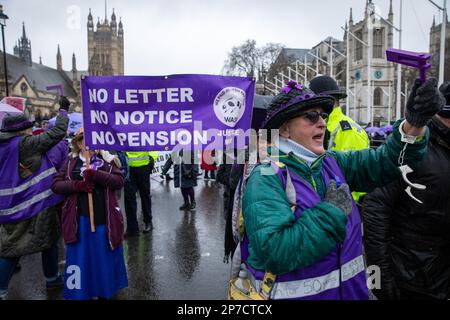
[73,180,94,193]
[405,78,446,127]
[58,96,71,111]
[83,169,96,182]
[324,180,353,216]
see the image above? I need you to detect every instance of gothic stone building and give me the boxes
[267,1,397,125]
[0,9,124,121]
[87,9,124,76]
[346,1,395,124]
[429,14,450,81]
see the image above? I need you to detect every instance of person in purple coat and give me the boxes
[0,97,70,300]
[52,128,128,300]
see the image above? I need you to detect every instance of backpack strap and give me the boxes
[269,159,297,212]
[257,159,298,298]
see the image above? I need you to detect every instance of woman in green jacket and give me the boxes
[240,79,445,300]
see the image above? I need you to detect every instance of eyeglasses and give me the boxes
[298,111,328,124]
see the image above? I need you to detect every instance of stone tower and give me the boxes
[346,0,395,124]
[13,22,32,66]
[429,13,450,80]
[87,8,124,76]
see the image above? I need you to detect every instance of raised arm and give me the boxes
[333,78,445,192]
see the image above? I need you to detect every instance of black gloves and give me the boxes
[59,96,71,111]
[405,78,446,127]
[324,180,353,216]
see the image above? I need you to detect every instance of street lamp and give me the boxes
[0,5,9,97]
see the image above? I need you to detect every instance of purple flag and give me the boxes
[81,75,255,151]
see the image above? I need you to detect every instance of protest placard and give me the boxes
[81,75,255,152]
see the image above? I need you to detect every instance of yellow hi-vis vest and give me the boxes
[326,106,370,202]
[126,152,157,168]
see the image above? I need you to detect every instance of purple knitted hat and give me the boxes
[1,114,34,132]
[262,81,335,129]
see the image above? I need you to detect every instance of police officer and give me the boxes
[124,151,157,235]
[309,75,370,203]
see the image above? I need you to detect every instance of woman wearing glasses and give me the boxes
[240,80,445,300]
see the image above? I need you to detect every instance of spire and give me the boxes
[57,45,62,71]
[365,0,370,18]
[349,7,353,24]
[389,0,393,16]
[22,22,27,39]
[118,17,123,37]
[433,15,436,28]
[39,55,42,65]
[72,53,77,71]
[111,8,117,29]
[87,8,94,31]
[105,0,107,22]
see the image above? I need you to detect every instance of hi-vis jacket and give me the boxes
[326,106,369,152]
[326,106,370,202]
[126,152,157,168]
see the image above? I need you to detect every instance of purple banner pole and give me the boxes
[81,74,255,152]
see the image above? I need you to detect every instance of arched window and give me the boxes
[373,28,384,59]
[374,87,383,106]
[354,31,363,61]
[20,82,28,96]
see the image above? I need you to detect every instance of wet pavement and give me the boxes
[6,177,230,300]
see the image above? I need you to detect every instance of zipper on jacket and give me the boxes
[285,152,328,193]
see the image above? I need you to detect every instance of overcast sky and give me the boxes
[2,0,444,75]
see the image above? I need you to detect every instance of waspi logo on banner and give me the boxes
[213,87,246,127]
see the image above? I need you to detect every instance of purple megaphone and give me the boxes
[386,48,432,83]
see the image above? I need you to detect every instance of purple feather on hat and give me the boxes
[281,81,305,94]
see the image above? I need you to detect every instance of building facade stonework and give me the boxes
[429,14,450,81]
[346,1,395,124]
[267,0,396,125]
[87,9,124,76]
[0,9,124,121]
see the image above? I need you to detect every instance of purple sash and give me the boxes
[242,155,368,300]
[0,137,66,224]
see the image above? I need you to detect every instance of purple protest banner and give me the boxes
[81,74,255,151]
